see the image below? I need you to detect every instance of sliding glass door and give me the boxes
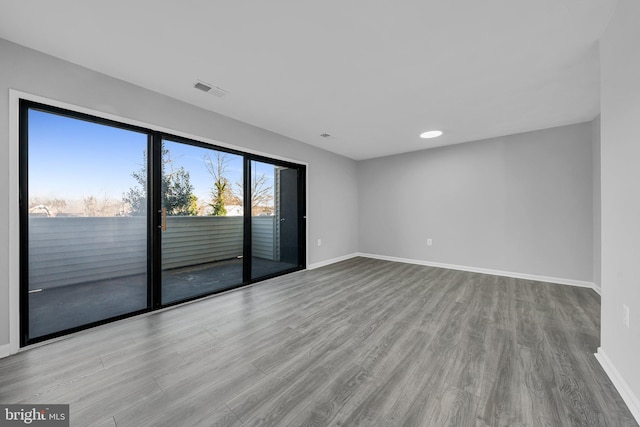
[20,100,306,345]
[160,138,244,304]
[21,106,150,342]
[250,160,304,280]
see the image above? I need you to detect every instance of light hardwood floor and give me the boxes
[0,257,637,426]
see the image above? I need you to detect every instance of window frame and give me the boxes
[19,99,307,346]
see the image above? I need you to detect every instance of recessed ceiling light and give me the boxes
[420,130,443,139]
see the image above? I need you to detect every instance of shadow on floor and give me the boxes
[28,257,297,339]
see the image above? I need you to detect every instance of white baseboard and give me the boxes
[308,253,359,270]
[0,343,12,359]
[356,252,598,291]
[595,347,640,423]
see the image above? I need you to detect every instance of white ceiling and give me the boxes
[0,0,616,160]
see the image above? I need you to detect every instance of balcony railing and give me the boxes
[28,216,276,290]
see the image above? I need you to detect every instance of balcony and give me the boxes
[27,215,296,338]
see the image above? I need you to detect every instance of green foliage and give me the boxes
[188,194,199,216]
[211,175,232,216]
[121,169,147,216]
[123,147,198,216]
[162,166,197,216]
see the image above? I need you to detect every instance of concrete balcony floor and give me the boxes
[28,257,297,339]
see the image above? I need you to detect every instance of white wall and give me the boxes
[3,19,639,421]
[592,115,601,289]
[358,122,594,284]
[0,38,359,348]
[598,0,640,419]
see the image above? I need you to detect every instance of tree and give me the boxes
[122,152,150,216]
[163,166,198,216]
[83,194,119,217]
[123,147,198,216]
[233,167,274,215]
[204,152,235,216]
[28,198,66,216]
[247,172,274,214]
[188,194,198,216]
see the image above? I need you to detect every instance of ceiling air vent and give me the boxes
[194,81,229,98]
[194,81,211,92]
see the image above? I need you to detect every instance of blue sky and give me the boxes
[28,109,146,200]
[28,109,273,204]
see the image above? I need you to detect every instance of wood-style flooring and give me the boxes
[0,257,637,426]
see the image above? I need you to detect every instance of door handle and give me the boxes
[160,208,167,231]
[280,218,286,222]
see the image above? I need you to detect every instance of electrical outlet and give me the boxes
[427,239,433,246]
[623,304,630,328]
[317,238,322,246]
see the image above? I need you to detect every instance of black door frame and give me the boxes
[18,100,307,346]
[244,157,307,282]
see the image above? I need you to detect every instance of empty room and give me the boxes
[1,1,639,426]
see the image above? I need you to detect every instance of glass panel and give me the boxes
[26,109,149,339]
[160,139,244,304]
[251,160,300,279]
